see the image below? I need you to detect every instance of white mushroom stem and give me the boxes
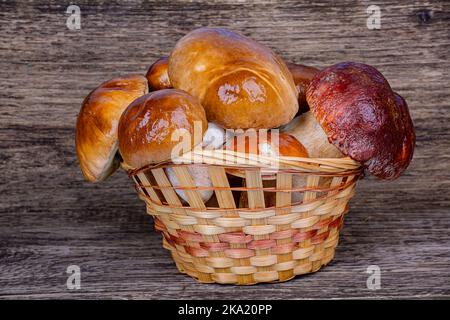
[281,112,343,158]
[166,166,214,203]
[166,122,233,204]
[202,122,234,150]
[282,112,343,203]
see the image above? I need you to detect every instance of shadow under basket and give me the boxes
[127,150,362,285]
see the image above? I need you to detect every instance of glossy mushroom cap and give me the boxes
[118,89,207,169]
[145,56,172,91]
[76,74,148,182]
[168,28,299,129]
[225,131,309,178]
[286,62,320,115]
[306,62,415,179]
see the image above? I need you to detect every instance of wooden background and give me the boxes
[1,0,449,299]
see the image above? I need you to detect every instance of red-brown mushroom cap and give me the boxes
[306,62,415,179]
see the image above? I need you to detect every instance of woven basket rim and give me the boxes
[126,149,362,176]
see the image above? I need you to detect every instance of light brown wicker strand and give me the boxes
[323,176,345,265]
[171,167,217,239]
[322,176,344,265]
[150,169,184,214]
[207,167,237,216]
[299,175,320,275]
[275,172,295,281]
[319,177,344,268]
[150,169,187,246]
[131,175,148,203]
[243,170,268,284]
[172,166,217,282]
[207,166,237,276]
[135,173,162,208]
[312,175,331,272]
[314,216,332,266]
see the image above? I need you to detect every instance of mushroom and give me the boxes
[286,62,320,115]
[306,62,415,179]
[225,131,309,207]
[281,111,343,159]
[75,74,148,182]
[118,89,210,204]
[168,27,298,129]
[145,56,172,91]
[166,122,233,203]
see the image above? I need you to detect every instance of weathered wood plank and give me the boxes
[0,0,449,299]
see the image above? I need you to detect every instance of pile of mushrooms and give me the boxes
[75,28,415,206]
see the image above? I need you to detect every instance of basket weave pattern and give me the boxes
[129,151,361,285]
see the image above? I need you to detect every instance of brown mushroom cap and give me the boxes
[286,62,320,115]
[168,28,299,129]
[306,62,415,179]
[75,74,148,182]
[224,131,309,178]
[145,56,172,91]
[118,89,207,169]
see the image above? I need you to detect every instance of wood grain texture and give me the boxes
[1,0,450,299]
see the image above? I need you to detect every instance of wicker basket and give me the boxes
[127,149,361,285]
